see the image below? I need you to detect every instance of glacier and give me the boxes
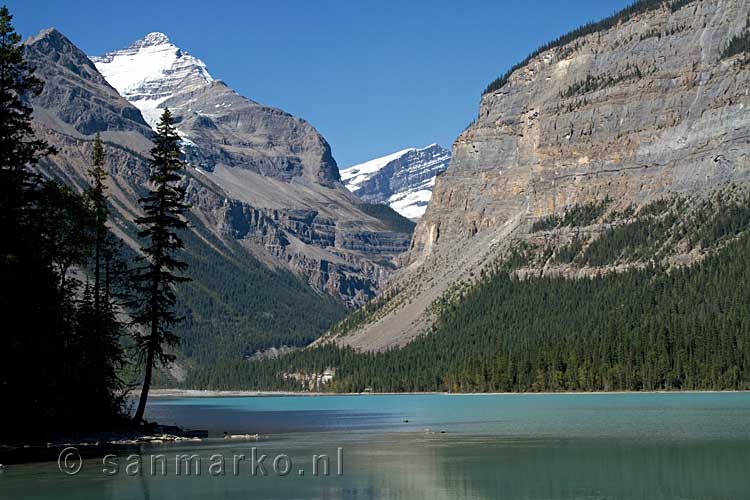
[340,144,451,219]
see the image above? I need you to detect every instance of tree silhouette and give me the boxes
[131,108,190,423]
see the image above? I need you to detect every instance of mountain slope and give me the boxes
[23,28,349,370]
[90,32,213,128]
[91,32,340,185]
[87,33,412,306]
[201,207,750,392]
[22,28,415,379]
[340,144,450,219]
[325,0,750,352]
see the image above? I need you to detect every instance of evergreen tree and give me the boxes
[36,181,94,288]
[131,108,191,423]
[88,133,107,337]
[0,5,59,434]
[80,133,126,421]
[0,5,128,436]
[0,6,54,228]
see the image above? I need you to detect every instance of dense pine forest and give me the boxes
[171,219,345,366]
[187,192,750,393]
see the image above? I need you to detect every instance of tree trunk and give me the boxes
[135,265,161,424]
[133,344,154,424]
[94,228,101,336]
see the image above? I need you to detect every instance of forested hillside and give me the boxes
[173,217,346,365]
[337,0,750,352]
[114,207,346,383]
[188,192,750,392]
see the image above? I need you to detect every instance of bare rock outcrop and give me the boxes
[334,0,750,350]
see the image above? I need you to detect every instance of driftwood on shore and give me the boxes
[223,433,260,441]
[108,434,203,445]
[0,424,209,465]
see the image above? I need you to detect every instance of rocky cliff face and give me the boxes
[332,0,750,350]
[25,29,152,136]
[340,144,451,219]
[25,29,411,307]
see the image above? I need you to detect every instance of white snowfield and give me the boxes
[388,185,436,220]
[339,147,417,191]
[340,144,450,219]
[90,32,213,128]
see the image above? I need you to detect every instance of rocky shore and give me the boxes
[0,422,208,465]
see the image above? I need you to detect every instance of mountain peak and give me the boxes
[25,27,100,75]
[25,27,61,44]
[90,32,213,128]
[137,32,171,47]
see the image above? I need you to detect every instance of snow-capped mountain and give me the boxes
[90,32,213,128]
[341,144,451,219]
[78,30,411,306]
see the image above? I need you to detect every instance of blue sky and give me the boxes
[8,0,631,167]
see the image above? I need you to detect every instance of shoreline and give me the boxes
[146,388,750,398]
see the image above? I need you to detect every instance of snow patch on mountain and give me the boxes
[341,144,450,219]
[90,32,213,128]
[340,147,416,191]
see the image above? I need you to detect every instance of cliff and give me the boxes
[330,0,750,351]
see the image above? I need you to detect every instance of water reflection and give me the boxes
[2,393,750,499]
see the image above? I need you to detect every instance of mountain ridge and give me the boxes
[340,144,450,219]
[81,30,414,306]
[323,0,750,352]
[22,27,413,380]
[90,31,214,128]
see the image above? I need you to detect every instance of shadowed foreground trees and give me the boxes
[0,7,127,436]
[0,4,194,434]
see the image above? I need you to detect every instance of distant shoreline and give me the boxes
[147,389,750,398]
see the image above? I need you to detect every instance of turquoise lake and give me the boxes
[1,393,749,499]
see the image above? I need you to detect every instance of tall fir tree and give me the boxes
[88,133,107,336]
[80,133,126,421]
[132,108,191,423]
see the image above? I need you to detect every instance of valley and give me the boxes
[11,0,750,392]
[5,2,750,499]
[22,28,418,380]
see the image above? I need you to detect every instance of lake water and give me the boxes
[1,393,749,499]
